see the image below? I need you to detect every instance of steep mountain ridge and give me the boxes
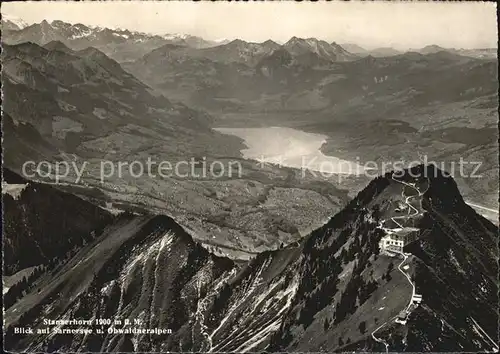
[1,41,227,168]
[1,14,29,31]
[2,39,345,258]
[132,38,283,68]
[126,40,497,118]
[4,165,497,352]
[2,20,220,62]
[2,19,23,31]
[196,39,283,66]
[271,165,497,352]
[125,36,360,111]
[131,36,356,72]
[283,37,358,64]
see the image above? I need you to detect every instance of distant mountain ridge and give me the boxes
[123,35,498,217]
[283,37,357,63]
[1,19,223,62]
[2,19,360,65]
[415,44,497,59]
[127,37,497,114]
[131,36,358,69]
[2,18,496,62]
[1,14,29,31]
[2,16,498,258]
[342,43,496,59]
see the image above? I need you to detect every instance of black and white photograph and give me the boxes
[1,1,498,352]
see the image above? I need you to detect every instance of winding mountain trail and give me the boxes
[393,250,416,312]
[371,174,428,350]
[370,251,413,352]
[371,321,389,352]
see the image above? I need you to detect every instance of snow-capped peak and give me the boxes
[162,33,191,40]
[2,14,29,29]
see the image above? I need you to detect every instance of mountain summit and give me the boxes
[283,36,357,62]
[1,14,29,31]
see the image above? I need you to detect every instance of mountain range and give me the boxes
[2,19,226,62]
[1,18,498,249]
[342,43,497,59]
[3,19,496,63]
[1,14,29,31]
[123,33,497,215]
[3,20,361,65]
[1,16,498,353]
[3,165,498,352]
[1,40,229,166]
[2,38,357,256]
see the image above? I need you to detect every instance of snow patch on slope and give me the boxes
[2,182,28,200]
[2,14,29,29]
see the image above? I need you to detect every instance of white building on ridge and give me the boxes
[379,228,418,253]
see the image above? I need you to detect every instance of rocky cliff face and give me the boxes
[4,165,498,352]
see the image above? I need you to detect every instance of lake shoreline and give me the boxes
[214,126,366,175]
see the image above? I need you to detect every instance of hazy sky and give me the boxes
[2,1,498,49]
